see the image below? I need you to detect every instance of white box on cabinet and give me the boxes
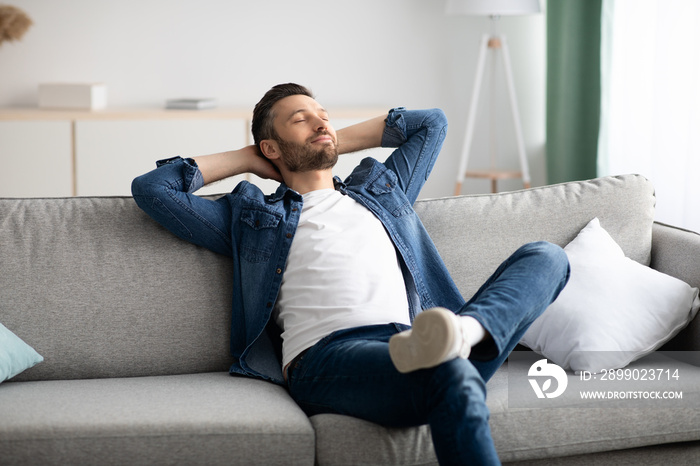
[39,83,107,110]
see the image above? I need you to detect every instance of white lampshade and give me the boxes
[445,0,541,16]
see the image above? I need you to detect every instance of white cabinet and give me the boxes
[0,121,73,197]
[75,119,248,196]
[0,108,388,198]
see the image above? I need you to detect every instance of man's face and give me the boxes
[269,94,339,173]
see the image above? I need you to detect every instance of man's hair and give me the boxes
[252,83,314,149]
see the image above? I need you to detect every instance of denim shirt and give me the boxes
[132,107,464,385]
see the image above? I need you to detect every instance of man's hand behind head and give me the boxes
[240,145,284,183]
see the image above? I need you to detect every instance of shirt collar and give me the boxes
[267,176,347,202]
[268,183,301,203]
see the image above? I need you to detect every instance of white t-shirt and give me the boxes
[274,188,410,367]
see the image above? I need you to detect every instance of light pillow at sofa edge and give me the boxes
[520,217,700,373]
[0,322,44,383]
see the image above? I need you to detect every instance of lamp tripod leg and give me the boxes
[499,35,531,189]
[455,33,490,195]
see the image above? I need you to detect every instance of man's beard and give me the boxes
[275,133,339,173]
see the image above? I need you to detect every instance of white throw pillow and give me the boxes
[521,218,700,372]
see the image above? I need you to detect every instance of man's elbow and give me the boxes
[131,173,152,199]
[425,108,448,131]
[130,171,168,205]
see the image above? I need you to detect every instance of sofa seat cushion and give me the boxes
[312,359,700,465]
[0,372,314,466]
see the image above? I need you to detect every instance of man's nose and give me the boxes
[313,116,329,132]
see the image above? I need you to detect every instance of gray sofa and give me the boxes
[1,174,699,465]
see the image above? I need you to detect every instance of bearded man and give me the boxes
[132,83,569,465]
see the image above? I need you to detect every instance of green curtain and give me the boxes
[546,0,602,184]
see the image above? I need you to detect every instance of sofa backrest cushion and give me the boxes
[414,175,656,301]
[1,175,655,382]
[1,197,235,382]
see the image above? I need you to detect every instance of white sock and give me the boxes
[445,313,488,359]
[459,315,487,348]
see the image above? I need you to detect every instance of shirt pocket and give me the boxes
[368,169,412,217]
[240,207,282,263]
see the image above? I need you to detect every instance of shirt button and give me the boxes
[286,233,293,238]
[385,183,392,188]
[276,268,282,274]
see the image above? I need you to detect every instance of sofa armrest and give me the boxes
[651,222,700,287]
[652,222,700,351]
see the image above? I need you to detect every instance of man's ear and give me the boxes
[260,139,281,161]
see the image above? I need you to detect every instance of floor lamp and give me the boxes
[446,0,541,195]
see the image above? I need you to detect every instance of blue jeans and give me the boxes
[287,241,570,466]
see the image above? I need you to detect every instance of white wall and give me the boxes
[0,0,545,199]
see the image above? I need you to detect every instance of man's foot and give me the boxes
[389,307,471,374]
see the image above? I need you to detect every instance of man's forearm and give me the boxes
[193,146,282,186]
[336,114,388,155]
[192,150,241,185]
